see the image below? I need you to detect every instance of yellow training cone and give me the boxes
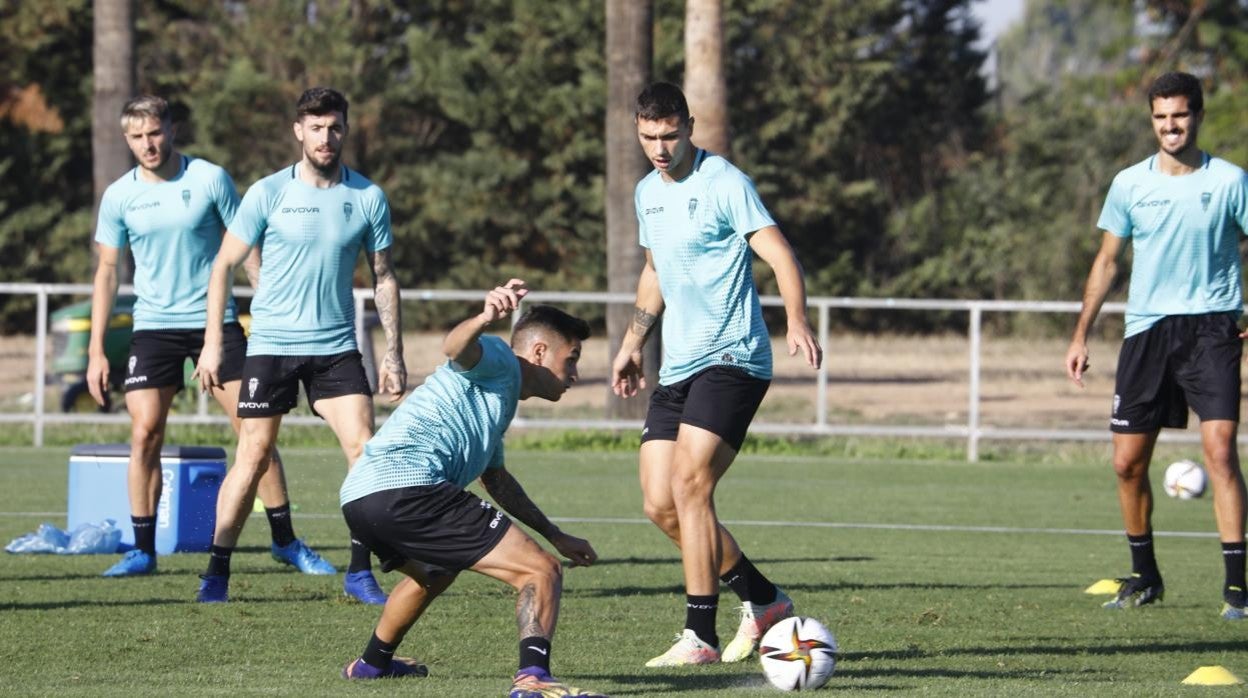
[1084,579,1123,595]
[1182,666,1243,686]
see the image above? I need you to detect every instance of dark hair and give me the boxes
[120,95,170,128]
[512,305,590,347]
[296,87,349,123]
[1147,72,1203,113]
[636,81,690,124]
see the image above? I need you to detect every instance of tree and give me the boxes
[91,0,135,283]
[605,0,658,419]
[683,0,729,155]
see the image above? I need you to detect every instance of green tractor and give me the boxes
[50,296,136,413]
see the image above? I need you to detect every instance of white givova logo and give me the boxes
[128,356,137,375]
[248,377,259,399]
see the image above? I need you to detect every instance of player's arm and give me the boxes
[193,232,253,392]
[1065,231,1124,387]
[749,225,823,369]
[479,465,597,567]
[86,244,122,406]
[242,243,262,289]
[367,247,406,402]
[610,250,664,398]
[442,279,528,370]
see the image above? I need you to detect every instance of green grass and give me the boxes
[1,447,1244,696]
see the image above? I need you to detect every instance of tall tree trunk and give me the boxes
[684,0,729,155]
[605,0,658,420]
[92,0,135,284]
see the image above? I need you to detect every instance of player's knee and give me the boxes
[670,468,715,504]
[130,422,164,456]
[525,550,563,592]
[1111,455,1147,482]
[643,499,679,534]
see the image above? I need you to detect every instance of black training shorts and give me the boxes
[1111,312,1242,433]
[641,365,770,451]
[342,483,512,573]
[236,350,371,417]
[124,323,247,392]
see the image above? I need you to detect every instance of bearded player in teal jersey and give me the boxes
[193,87,404,605]
[338,280,604,698]
[611,82,823,667]
[1066,72,1248,620]
[89,95,330,579]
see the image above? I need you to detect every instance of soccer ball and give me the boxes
[1163,459,1206,499]
[758,616,838,691]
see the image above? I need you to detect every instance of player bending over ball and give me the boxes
[339,280,607,698]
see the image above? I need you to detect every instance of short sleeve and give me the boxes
[714,169,775,239]
[94,185,128,249]
[1097,174,1133,239]
[364,188,393,253]
[227,181,271,247]
[1232,170,1248,237]
[208,166,241,229]
[457,336,516,383]
[635,182,650,249]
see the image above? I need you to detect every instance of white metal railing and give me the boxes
[2,281,1226,460]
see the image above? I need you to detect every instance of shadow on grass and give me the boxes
[842,637,1248,662]
[586,555,872,567]
[1,590,333,611]
[570,580,1069,598]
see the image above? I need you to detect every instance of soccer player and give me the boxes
[610,82,823,666]
[1065,72,1248,620]
[193,87,405,604]
[338,281,604,698]
[89,95,330,579]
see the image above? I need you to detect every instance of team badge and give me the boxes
[343,202,353,222]
[688,198,699,219]
[181,189,191,208]
[1112,393,1120,415]
[248,377,259,399]
[1201,192,1211,211]
[128,355,137,375]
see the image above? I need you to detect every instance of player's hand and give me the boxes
[550,531,597,567]
[481,279,528,324]
[611,349,645,398]
[191,342,223,393]
[86,353,109,407]
[787,320,822,369]
[378,350,407,402]
[1064,340,1090,388]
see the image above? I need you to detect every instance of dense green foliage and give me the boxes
[2,1,1246,333]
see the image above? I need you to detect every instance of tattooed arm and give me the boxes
[610,249,664,398]
[367,247,406,402]
[480,466,597,567]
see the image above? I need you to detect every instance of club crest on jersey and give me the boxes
[248,377,259,400]
[1201,192,1211,211]
[344,202,353,222]
[688,198,698,219]
[1113,393,1120,415]
[181,189,191,208]
[128,355,137,375]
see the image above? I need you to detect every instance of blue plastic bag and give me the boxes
[5,519,122,554]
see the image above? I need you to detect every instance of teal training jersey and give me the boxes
[95,155,240,330]
[340,336,520,504]
[1098,153,1248,337]
[228,164,392,356]
[635,149,776,384]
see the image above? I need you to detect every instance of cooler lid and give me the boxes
[70,444,227,459]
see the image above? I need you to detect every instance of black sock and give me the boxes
[720,554,778,606]
[685,594,719,648]
[131,515,157,556]
[1127,532,1160,580]
[519,636,551,673]
[205,545,233,577]
[1223,541,1246,603]
[349,538,373,574]
[362,633,398,669]
[265,504,296,547]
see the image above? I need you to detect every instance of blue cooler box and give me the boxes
[67,444,226,554]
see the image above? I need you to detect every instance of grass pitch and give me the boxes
[1,446,1244,696]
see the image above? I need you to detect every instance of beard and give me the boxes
[305,147,342,177]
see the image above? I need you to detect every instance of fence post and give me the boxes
[34,287,48,447]
[816,302,829,427]
[967,305,982,462]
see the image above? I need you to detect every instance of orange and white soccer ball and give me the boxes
[1163,459,1207,499]
[758,616,838,691]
